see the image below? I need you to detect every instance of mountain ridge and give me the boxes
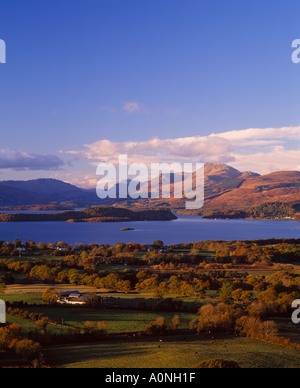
[0,164,299,209]
[0,178,100,206]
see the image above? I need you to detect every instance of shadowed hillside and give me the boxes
[0,179,100,206]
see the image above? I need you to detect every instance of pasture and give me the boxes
[25,306,198,333]
[44,335,300,369]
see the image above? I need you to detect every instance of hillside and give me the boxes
[0,165,299,213]
[126,164,300,210]
[204,163,245,183]
[0,182,50,206]
[106,164,300,215]
[205,170,300,209]
[0,179,100,206]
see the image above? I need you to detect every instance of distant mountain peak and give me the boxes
[204,163,243,183]
[240,171,261,179]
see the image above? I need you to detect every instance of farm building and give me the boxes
[57,291,116,306]
[57,291,87,305]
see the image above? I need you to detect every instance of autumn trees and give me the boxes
[235,316,278,342]
[197,303,241,334]
[0,279,6,293]
[144,315,181,336]
[0,323,43,366]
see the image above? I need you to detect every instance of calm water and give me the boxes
[0,216,298,245]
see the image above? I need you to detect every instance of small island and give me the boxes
[120,227,135,231]
[0,206,177,223]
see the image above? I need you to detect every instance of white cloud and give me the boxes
[64,125,300,175]
[210,126,300,173]
[66,135,234,167]
[213,126,300,144]
[230,146,300,174]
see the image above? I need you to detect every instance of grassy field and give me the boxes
[5,314,70,335]
[6,314,36,332]
[0,288,214,334]
[94,292,219,310]
[26,306,197,333]
[0,293,45,305]
[1,286,220,308]
[44,335,300,368]
[3,284,98,294]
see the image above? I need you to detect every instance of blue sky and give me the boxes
[0,0,300,186]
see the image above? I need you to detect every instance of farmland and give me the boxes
[0,238,299,368]
[23,307,197,333]
[44,336,300,369]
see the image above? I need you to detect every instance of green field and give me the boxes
[6,314,71,335]
[1,288,220,310]
[96,293,218,310]
[6,314,36,332]
[0,293,45,305]
[26,307,197,333]
[3,283,97,295]
[44,335,300,368]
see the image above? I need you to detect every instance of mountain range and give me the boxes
[0,164,299,210]
[203,166,300,209]
[0,179,100,206]
[112,164,300,211]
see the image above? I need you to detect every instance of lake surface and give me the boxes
[0,216,298,245]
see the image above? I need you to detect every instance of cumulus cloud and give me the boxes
[209,126,300,173]
[0,150,65,171]
[213,126,300,144]
[230,146,300,174]
[66,135,234,166]
[63,125,300,175]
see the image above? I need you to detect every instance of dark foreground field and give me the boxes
[44,335,300,369]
